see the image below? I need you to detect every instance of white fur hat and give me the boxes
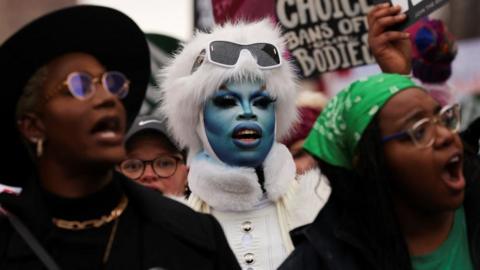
[158,19,298,156]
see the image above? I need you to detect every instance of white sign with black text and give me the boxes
[276,0,377,78]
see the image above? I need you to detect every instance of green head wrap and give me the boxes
[304,73,419,169]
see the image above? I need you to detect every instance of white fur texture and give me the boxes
[188,143,296,211]
[263,143,296,201]
[286,168,331,229]
[158,20,298,155]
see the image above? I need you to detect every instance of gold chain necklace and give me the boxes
[52,195,128,230]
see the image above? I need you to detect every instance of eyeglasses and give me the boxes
[192,41,282,73]
[47,71,130,101]
[382,104,461,148]
[119,155,183,180]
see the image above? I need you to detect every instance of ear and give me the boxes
[17,113,46,143]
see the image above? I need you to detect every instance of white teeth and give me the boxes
[450,155,460,163]
[238,130,256,135]
[98,131,116,139]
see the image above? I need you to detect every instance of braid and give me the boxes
[318,117,412,270]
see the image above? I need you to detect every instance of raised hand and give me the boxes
[367,3,412,75]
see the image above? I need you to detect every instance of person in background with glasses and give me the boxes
[279,4,480,270]
[0,5,239,270]
[160,20,331,270]
[119,115,188,197]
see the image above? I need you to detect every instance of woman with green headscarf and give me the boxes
[279,4,480,269]
[278,72,480,270]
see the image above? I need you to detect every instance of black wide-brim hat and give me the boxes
[0,5,150,186]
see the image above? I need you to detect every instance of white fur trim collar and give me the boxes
[188,143,296,211]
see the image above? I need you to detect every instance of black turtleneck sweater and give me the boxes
[0,176,140,270]
[0,172,242,270]
[41,179,124,269]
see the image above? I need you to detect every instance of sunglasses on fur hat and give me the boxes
[191,41,282,73]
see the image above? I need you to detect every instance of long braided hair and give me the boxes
[319,116,413,270]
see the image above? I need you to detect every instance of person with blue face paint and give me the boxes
[203,80,276,168]
[160,20,331,270]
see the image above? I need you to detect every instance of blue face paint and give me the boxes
[203,80,276,167]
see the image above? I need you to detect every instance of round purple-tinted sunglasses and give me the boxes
[53,71,130,101]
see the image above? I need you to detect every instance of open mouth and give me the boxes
[232,124,262,148]
[91,116,123,143]
[233,129,261,141]
[441,153,465,192]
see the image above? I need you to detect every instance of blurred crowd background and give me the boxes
[1,0,480,113]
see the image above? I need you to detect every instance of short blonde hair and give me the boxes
[16,65,49,120]
[15,66,49,159]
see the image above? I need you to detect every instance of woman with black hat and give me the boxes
[0,5,239,270]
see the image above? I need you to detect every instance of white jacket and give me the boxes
[187,143,331,269]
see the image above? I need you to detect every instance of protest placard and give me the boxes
[276,0,377,78]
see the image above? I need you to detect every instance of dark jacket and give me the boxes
[279,149,480,270]
[0,173,241,270]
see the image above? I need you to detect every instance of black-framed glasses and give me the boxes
[382,104,461,148]
[119,155,182,180]
[197,41,282,70]
[48,71,130,101]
